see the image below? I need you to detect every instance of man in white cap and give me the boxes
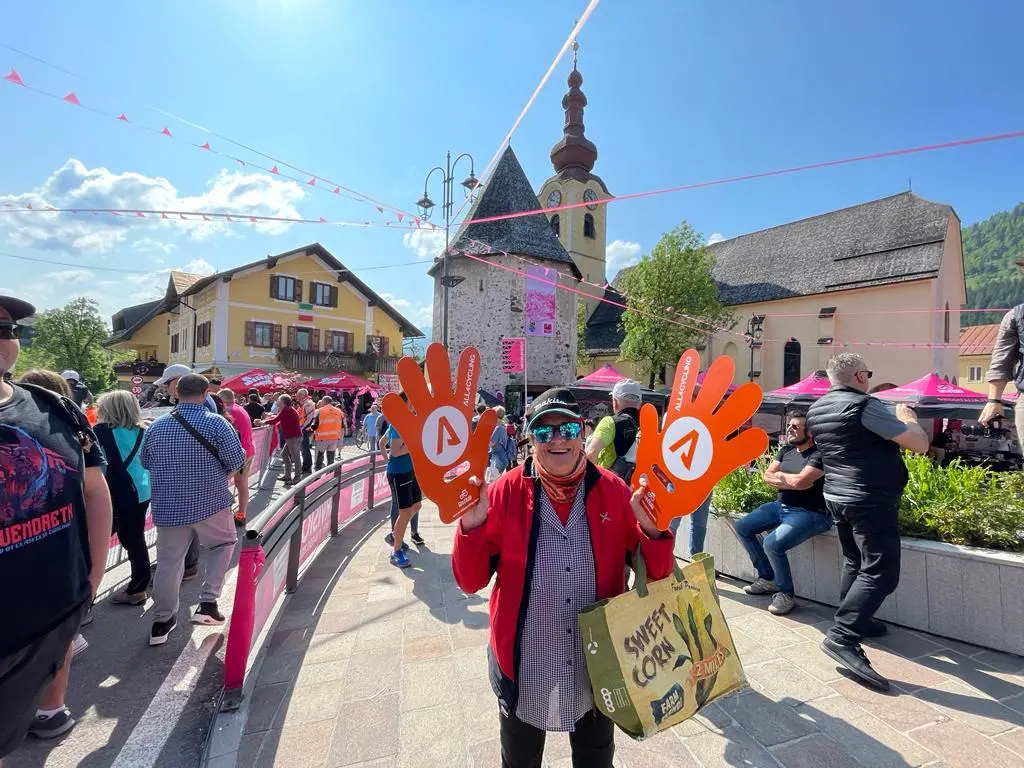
[585,379,642,482]
[0,294,112,750]
[154,363,219,415]
[60,370,92,409]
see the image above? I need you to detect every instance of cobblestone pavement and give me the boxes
[228,500,1024,768]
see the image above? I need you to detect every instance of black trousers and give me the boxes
[314,449,336,470]
[113,500,152,594]
[826,500,901,646]
[300,432,313,473]
[499,709,614,768]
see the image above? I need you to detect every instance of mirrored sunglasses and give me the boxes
[530,421,583,444]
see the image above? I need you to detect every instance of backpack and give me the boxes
[95,424,145,509]
[17,383,100,464]
[609,410,639,483]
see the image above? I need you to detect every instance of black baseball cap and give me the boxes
[526,387,582,428]
[0,295,37,324]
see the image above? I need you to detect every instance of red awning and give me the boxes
[302,372,381,391]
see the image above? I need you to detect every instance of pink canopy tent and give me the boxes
[767,371,831,401]
[303,372,380,391]
[220,368,305,395]
[875,373,986,405]
[577,364,626,386]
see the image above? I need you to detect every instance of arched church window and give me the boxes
[944,302,950,344]
[783,338,801,387]
[583,213,595,239]
[551,214,560,237]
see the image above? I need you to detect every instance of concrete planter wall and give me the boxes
[674,511,1024,655]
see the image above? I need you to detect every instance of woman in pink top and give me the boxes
[219,389,254,524]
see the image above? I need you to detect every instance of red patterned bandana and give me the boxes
[534,452,586,505]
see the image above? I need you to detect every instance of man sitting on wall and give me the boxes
[733,413,832,616]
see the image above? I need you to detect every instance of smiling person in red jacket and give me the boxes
[453,387,674,768]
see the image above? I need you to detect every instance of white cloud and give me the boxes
[46,269,94,285]
[182,257,217,276]
[132,237,177,255]
[402,228,446,260]
[707,232,726,245]
[380,291,433,328]
[606,240,643,277]
[0,158,308,255]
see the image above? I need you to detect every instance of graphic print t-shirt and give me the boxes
[0,385,105,654]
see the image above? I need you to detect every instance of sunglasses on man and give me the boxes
[0,322,24,340]
[530,421,583,444]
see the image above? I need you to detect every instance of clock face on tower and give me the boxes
[584,188,598,210]
[547,190,562,208]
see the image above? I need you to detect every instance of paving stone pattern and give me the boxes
[236,500,1024,767]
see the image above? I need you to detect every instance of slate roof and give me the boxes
[584,285,628,351]
[106,299,163,345]
[433,146,581,279]
[584,192,957,351]
[960,323,1000,356]
[709,191,953,306]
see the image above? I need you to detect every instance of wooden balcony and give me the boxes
[276,348,400,373]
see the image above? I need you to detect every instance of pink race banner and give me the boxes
[501,337,526,373]
[525,266,557,337]
[248,427,272,488]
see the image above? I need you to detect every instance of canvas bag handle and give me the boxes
[632,545,685,599]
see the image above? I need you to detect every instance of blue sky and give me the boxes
[1,0,1022,331]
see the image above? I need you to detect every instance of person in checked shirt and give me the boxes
[141,374,245,646]
[452,387,674,768]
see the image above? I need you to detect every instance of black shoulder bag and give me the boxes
[172,410,228,472]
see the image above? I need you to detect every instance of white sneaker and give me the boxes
[768,592,795,615]
[71,633,88,658]
[744,577,779,595]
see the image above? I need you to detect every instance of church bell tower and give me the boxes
[538,41,610,320]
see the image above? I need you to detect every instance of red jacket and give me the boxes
[452,458,675,714]
[264,406,302,440]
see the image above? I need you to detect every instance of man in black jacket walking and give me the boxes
[806,353,928,691]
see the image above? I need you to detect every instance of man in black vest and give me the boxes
[979,299,1024,437]
[585,379,641,482]
[806,353,928,690]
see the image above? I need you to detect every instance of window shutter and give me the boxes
[330,285,339,308]
[287,326,296,349]
[324,330,333,351]
[272,324,282,348]
[270,275,278,298]
[294,279,303,303]
[311,328,321,352]
[343,331,354,353]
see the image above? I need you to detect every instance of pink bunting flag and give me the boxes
[397,213,404,223]
[161,127,172,137]
[3,68,25,86]
[161,213,168,219]
[375,206,383,214]
[200,142,211,151]
[319,217,327,223]
[46,206,55,211]
[91,210,98,215]
[135,211,145,217]
[270,165,279,174]
[429,222,437,230]
[111,211,121,216]
[117,113,129,122]
[26,203,32,210]
[63,92,81,106]
[180,214,188,220]
[225,214,233,222]
[332,186,340,194]
[414,218,421,228]
[308,178,316,186]
[249,216,258,223]
[202,215,210,221]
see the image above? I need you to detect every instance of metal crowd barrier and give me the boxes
[220,450,391,710]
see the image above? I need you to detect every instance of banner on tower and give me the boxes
[524,266,557,337]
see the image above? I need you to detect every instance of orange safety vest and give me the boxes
[315,405,343,442]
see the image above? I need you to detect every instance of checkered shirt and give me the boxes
[515,483,596,732]
[140,403,247,527]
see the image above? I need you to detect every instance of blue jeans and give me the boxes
[669,493,713,556]
[734,500,833,596]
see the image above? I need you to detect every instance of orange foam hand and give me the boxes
[380,343,497,524]
[632,349,769,530]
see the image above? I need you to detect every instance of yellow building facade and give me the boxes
[958,323,1017,395]
[107,243,422,386]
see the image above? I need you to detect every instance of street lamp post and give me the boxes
[744,314,765,382]
[416,151,479,348]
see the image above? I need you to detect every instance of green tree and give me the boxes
[13,298,120,394]
[619,222,733,388]
[961,202,1024,326]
